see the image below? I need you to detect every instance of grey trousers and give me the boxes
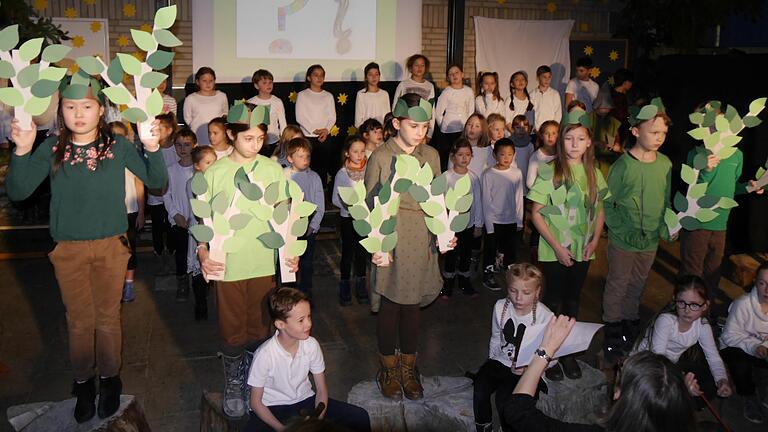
[602,242,657,323]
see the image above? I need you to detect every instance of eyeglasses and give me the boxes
[675,300,705,311]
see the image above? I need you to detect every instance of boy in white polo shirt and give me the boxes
[246,288,371,432]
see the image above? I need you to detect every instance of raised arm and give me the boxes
[6,121,52,201]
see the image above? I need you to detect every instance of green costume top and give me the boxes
[604,151,672,252]
[203,155,286,282]
[528,162,607,262]
[687,146,746,231]
[7,135,167,241]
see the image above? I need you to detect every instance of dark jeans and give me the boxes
[148,203,172,255]
[298,233,316,294]
[677,346,717,402]
[444,227,473,275]
[720,346,768,396]
[126,212,138,271]
[679,229,726,302]
[377,296,420,355]
[339,216,367,280]
[483,223,520,269]
[245,395,371,432]
[540,260,591,319]
[474,359,547,431]
[170,225,189,276]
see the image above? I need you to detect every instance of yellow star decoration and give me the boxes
[71,35,85,48]
[579,22,590,32]
[140,23,153,33]
[330,125,340,137]
[288,91,298,103]
[590,67,601,79]
[583,45,594,56]
[347,126,358,136]
[496,0,506,4]
[607,76,615,86]
[33,0,48,11]
[89,22,102,33]
[337,93,348,105]
[123,3,137,18]
[546,2,557,13]
[132,51,145,62]
[64,7,77,18]
[117,35,130,47]
[68,63,80,74]
[609,50,620,62]
[84,0,97,5]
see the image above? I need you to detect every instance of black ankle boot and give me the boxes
[354,277,369,304]
[72,377,96,423]
[338,279,352,306]
[97,375,122,419]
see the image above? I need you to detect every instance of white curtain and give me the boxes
[474,17,574,99]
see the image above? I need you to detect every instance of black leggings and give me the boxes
[540,260,591,318]
[126,212,138,271]
[377,296,420,355]
[339,216,367,280]
[473,359,547,430]
[720,346,768,396]
[483,223,520,269]
[170,225,189,276]
[444,227,473,275]
[148,203,172,255]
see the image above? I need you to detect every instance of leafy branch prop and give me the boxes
[748,157,768,193]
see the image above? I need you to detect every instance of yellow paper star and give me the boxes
[347,126,358,136]
[288,91,298,103]
[84,0,97,5]
[123,3,136,18]
[132,51,145,62]
[71,35,85,48]
[580,22,590,32]
[64,7,77,18]
[609,50,620,62]
[607,76,615,86]
[68,63,80,74]
[140,23,153,33]
[330,125,340,137]
[546,2,557,13]
[496,0,506,4]
[117,35,130,47]
[89,22,102,33]
[590,67,601,79]
[33,0,48,11]
[583,45,594,56]
[337,93,348,106]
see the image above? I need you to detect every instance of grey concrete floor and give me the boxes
[0,237,765,431]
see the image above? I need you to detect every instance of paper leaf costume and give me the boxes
[0,24,71,130]
[413,168,473,253]
[748,157,768,193]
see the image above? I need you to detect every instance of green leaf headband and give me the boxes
[392,96,433,122]
[628,97,666,127]
[58,70,106,105]
[564,107,591,128]
[227,101,270,127]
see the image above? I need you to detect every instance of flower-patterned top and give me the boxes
[53,141,116,171]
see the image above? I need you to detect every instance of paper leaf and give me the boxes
[381,232,398,252]
[117,53,142,76]
[453,174,471,197]
[687,127,709,141]
[222,236,246,253]
[743,116,762,128]
[551,185,567,206]
[716,146,738,160]
[0,25,19,52]
[393,178,412,193]
[131,29,157,52]
[338,186,359,205]
[17,64,39,88]
[106,58,124,85]
[229,213,253,230]
[749,97,766,114]
[419,201,443,217]
[387,195,400,216]
[724,104,737,121]
[692,152,708,171]
[539,163,554,180]
[264,182,280,205]
[153,29,182,47]
[704,131,721,150]
[696,195,719,209]
[349,204,369,220]
[408,184,429,202]
[380,217,396,235]
[122,107,148,123]
[294,201,316,218]
[689,182,707,200]
[210,191,229,214]
[721,135,742,148]
[287,240,308,257]
[715,115,729,133]
[353,180,367,202]
[453,194,473,213]
[450,212,471,232]
[212,213,230,235]
[191,172,208,195]
[360,237,382,254]
[140,71,167,89]
[19,38,43,61]
[239,182,263,201]
[291,217,309,237]
[189,224,214,243]
[702,109,716,127]
[39,66,66,82]
[729,116,743,134]
[718,197,738,209]
[258,231,285,249]
[24,96,51,116]
[430,173,448,196]
[415,164,434,186]
[352,219,372,236]
[102,86,133,105]
[145,89,163,117]
[369,205,383,228]
[273,201,289,225]
[424,217,445,235]
[549,214,569,230]
[30,79,59,98]
[539,205,561,216]
[287,180,300,200]
[680,164,696,185]
[757,167,767,179]
[154,5,177,29]
[696,208,718,223]
[75,56,103,75]
[146,50,174,70]
[445,188,458,209]
[190,198,212,218]
[378,181,392,204]
[40,44,71,63]
[0,87,23,107]
[680,216,701,231]
[0,60,13,79]
[664,208,679,232]
[250,203,273,221]
[688,112,704,125]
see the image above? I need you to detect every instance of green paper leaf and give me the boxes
[551,185,567,206]
[273,201,289,225]
[154,5,178,29]
[121,107,148,123]
[692,152,708,170]
[380,217,396,235]
[39,66,66,82]
[430,173,448,196]
[702,109,717,127]
[696,208,718,223]
[453,174,471,197]
[287,240,308,257]
[338,186,358,205]
[749,97,766,115]
[24,96,51,116]
[250,203,273,221]
[549,214,569,230]
[222,236,246,253]
[408,184,429,202]
[229,213,253,230]
[450,212,471,232]
[294,201,316,218]
[76,56,104,75]
[716,146,738,160]
[715,115,729,133]
[743,116,762,128]
[696,195,719,209]
[370,205,383,228]
[291,217,309,236]
[264,182,280,205]
[721,135,742,148]
[454,194,473,213]
[419,201,443,217]
[140,71,167,89]
[239,182,263,201]
[102,86,133,105]
[30,79,59,98]
[0,87,23,107]
[213,213,230,235]
[424,217,445,235]
[353,180,366,202]
[117,53,143,76]
[41,44,71,63]
[539,163,554,180]
[680,216,701,231]
[687,127,709,141]
[191,172,208,195]
[190,198,212,218]
[539,205,562,216]
[70,70,90,86]
[360,237,382,254]
[17,63,39,88]
[0,60,14,79]
[153,29,182,47]
[107,58,124,85]
[445,188,458,210]
[757,167,766,179]
[349,204,369,220]
[704,131,721,150]
[146,50,174,70]
[210,191,229,214]
[729,116,743,134]
[131,29,157,53]
[689,182,707,200]
[688,112,704,125]
[393,178,412,193]
[724,104,737,121]
[387,195,400,216]
[566,186,582,208]
[288,180,302,200]
[379,181,392,204]
[415,164,434,186]
[680,164,696,185]
[145,89,163,117]
[352,219,372,236]
[381,232,398,252]
[258,231,285,249]
[19,38,44,62]
[189,224,214,243]
[664,208,679,232]
[0,25,19,52]
[718,197,738,209]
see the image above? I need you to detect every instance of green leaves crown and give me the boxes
[392,96,433,122]
[227,100,271,127]
[628,97,666,126]
[564,107,591,129]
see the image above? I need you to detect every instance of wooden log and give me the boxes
[6,395,150,432]
[728,254,761,287]
[199,391,248,432]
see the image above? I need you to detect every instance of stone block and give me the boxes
[6,395,150,432]
[537,360,608,424]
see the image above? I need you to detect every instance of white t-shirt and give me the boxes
[475,94,505,118]
[183,91,228,145]
[504,95,534,127]
[215,146,233,160]
[295,89,336,137]
[447,144,495,179]
[247,95,287,145]
[434,86,475,134]
[720,287,768,357]
[247,332,326,406]
[526,148,556,191]
[481,165,524,232]
[354,88,390,127]
[565,78,599,112]
[530,86,562,130]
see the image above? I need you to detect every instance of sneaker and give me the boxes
[483,267,501,291]
[744,396,765,424]
[121,281,135,303]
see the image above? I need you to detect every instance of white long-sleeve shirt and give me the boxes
[635,313,728,382]
[489,299,554,367]
[391,78,436,137]
[721,288,768,357]
[434,86,474,134]
[354,88,390,127]
[565,78,599,112]
[147,146,180,206]
[445,169,483,228]
[163,162,195,226]
[295,89,336,138]
[530,86,562,130]
[503,95,534,127]
[526,148,556,191]
[183,91,228,145]
[482,165,524,233]
[447,145,496,184]
[247,95,287,145]
[475,94,505,118]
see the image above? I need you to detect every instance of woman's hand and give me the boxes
[10,119,38,156]
[371,251,392,267]
[684,372,703,397]
[541,315,576,355]
[554,245,574,267]
[716,379,733,398]
[139,119,161,152]
[198,248,224,280]
[285,256,299,273]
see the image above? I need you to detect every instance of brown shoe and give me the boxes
[377,354,402,400]
[400,353,424,400]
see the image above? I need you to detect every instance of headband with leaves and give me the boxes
[58,70,106,104]
[227,101,271,127]
[628,97,666,127]
[564,107,591,128]
[392,96,433,122]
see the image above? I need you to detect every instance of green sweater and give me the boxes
[687,146,746,231]
[604,152,672,252]
[7,135,167,241]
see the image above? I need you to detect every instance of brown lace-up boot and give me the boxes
[400,353,424,400]
[377,354,403,400]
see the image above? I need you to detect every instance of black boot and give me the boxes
[72,377,96,423]
[440,275,455,298]
[339,279,352,306]
[560,355,582,379]
[176,274,189,302]
[97,375,122,419]
[458,274,477,297]
[192,274,208,320]
[354,277,369,304]
[603,321,624,363]
[621,319,641,352]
